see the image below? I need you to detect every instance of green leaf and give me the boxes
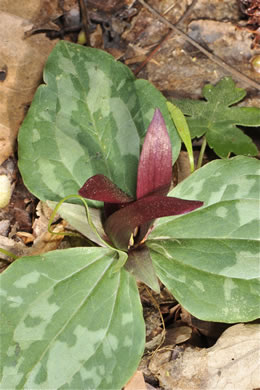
[0,247,145,389]
[18,41,180,206]
[167,101,194,172]
[168,156,260,206]
[147,157,260,322]
[171,77,260,158]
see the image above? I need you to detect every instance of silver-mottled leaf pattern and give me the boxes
[147,157,260,322]
[0,248,145,389]
[18,41,180,205]
[167,156,260,206]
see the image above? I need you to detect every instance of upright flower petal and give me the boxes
[136,109,172,199]
[79,174,133,203]
[105,195,203,250]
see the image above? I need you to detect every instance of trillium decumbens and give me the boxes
[79,109,203,251]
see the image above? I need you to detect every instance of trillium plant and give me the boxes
[78,109,203,253]
[1,42,259,390]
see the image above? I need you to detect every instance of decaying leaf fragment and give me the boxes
[0,10,56,164]
[150,324,260,390]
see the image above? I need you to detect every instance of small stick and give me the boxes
[134,0,198,75]
[79,0,90,46]
[138,0,260,91]
[197,136,207,169]
[134,31,172,75]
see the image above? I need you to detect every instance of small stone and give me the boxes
[0,175,11,208]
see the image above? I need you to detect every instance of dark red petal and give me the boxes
[136,109,172,199]
[78,174,133,203]
[105,195,203,250]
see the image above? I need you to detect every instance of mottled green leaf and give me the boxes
[0,248,145,389]
[18,41,180,206]
[147,157,260,322]
[148,235,260,323]
[171,77,259,158]
[168,156,260,206]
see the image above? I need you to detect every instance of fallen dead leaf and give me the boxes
[145,384,157,390]
[149,323,260,390]
[148,348,172,374]
[15,231,35,245]
[0,5,58,164]
[124,370,147,390]
[0,235,28,261]
[28,221,66,256]
[145,332,165,351]
[163,325,192,346]
[0,0,61,22]
[32,201,58,239]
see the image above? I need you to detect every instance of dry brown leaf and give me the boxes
[0,235,28,260]
[145,384,157,390]
[145,332,165,351]
[124,370,147,390]
[0,8,57,164]
[28,221,66,256]
[150,323,260,390]
[164,325,192,346]
[32,201,58,239]
[0,0,61,23]
[148,349,172,374]
[206,323,260,389]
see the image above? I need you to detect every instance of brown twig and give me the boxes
[78,0,90,46]
[134,31,172,75]
[137,0,260,91]
[134,0,198,75]
[173,0,199,25]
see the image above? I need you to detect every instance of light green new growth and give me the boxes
[167,102,194,172]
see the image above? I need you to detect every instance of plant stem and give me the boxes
[197,137,207,169]
[0,248,18,260]
[78,0,90,46]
